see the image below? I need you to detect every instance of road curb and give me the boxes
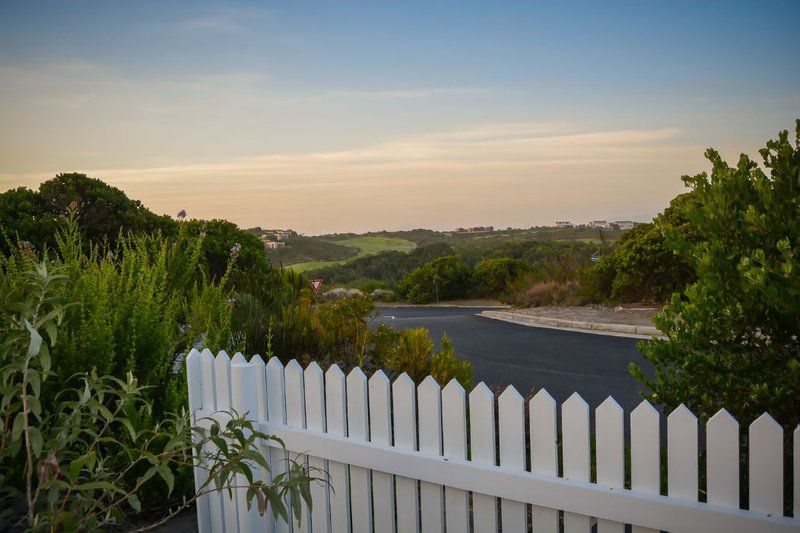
[479,310,665,339]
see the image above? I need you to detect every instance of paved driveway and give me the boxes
[373,306,653,411]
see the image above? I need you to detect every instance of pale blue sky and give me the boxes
[1,1,798,232]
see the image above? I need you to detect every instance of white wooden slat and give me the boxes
[418,376,444,533]
[250,354,274,532]
[392,373,419,533]
[667,404,698,501]
[233,412,800,533]
[562,393,591,533]
[795,425,800,518]
[530,389,559,533]
[442,379,469,533]
[595,397,624,533]
[304,362,330,533]
[630,400,660,533]
[200,349,225,533]
[368,371,395,533]
[499,386,526,532]
[231,351,247,365]
[285,360,310,533]
[469,382,498,533]
[347,368,372,533]
[215,351,240,533]
[186,350,211,533]
[266,356,291,533]
[706,408,739,508]
[748,413,783,516]
[325,365,351,533]
[232,362,264,532]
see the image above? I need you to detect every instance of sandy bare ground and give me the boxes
[513,305,659,327]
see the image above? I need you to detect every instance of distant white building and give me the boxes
[265,241,286,250]
[614,220,636,230]
[554,221,574,228]
[589,220,611,228]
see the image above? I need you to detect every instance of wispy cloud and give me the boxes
[0,122,700,233]
[175,7,274,33]
[327,87,491,101]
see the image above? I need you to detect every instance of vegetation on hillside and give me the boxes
[266,235,358,267]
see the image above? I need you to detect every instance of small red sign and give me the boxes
[309,279,324,293]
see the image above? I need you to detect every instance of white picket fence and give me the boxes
[186,349,800,532]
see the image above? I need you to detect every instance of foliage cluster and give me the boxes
[581,197,697,303]
[369,326,473,388]
[0,263,313,531]
[633,121,800,432]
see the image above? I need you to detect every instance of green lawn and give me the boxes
[290,236,416,272]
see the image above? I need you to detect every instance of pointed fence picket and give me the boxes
[498,386,526,532]
[392,374,419,533]
[417,376,444,533]
[303,362,329,533]
[529,389,559,533]
[469,382,497,532]
[442,380,470,532]
[187,352,800,533]
[596,397,624,533]
[325,365,350,533]
[368,371,394,533]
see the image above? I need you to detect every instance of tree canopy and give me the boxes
[632,121,800,430]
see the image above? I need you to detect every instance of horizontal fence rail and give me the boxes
[186,349,800,533]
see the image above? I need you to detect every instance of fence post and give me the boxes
[369,370,395,533]
[346,367,372,533]
[630,400,659,533]
[304,362,330,533]
[530,389,558,533]
[200,349,226,532]
[325,364,350,533]
[595,397,624,533]
[668,404,698,502]
[442,379,469,532]
[749,413,783,516]
[285,360,310,533]
[706,408,739,508]
[231,360,263,532]
[266,357,290,533]
[470,382,497,532]
[186,349,211,533]
[418,376,444,533]
[393,373,419,533]
[215,351,240,533]
[499,386,526,531]
[562,393,590,533]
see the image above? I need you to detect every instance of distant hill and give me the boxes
[266,235,358,267]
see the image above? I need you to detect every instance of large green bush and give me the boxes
[0,264,313,530]
[473,257,528,297]
[399,255,473,303]
[581,196,696,304]
[632,121,800,431]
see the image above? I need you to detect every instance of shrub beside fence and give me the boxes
[187,349,800,532]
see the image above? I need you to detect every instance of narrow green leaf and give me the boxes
[127,494,141,513]
[157,463,175,495]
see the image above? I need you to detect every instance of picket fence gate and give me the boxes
[186,349,800,533]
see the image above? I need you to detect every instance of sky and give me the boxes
[1,1,798,234]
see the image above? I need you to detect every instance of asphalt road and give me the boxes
[373,306,653,412]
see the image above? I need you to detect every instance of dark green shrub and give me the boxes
[632,121,800,432]
[399,255,473,303]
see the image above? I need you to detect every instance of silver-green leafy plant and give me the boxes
[0,262,317,531]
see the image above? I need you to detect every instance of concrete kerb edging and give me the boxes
[479,310,666,339]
